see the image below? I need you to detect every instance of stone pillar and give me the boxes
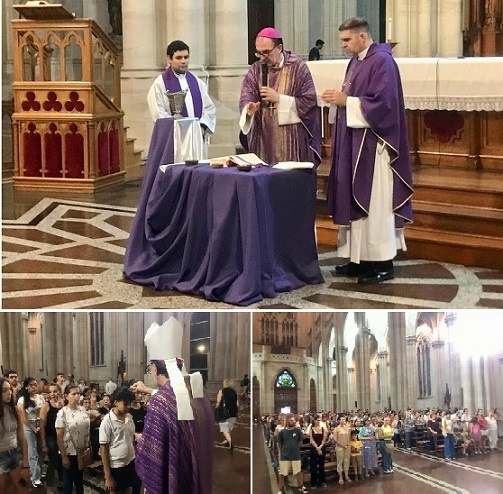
[337,346,349,411]
[121,0,160,155]
[347,367,355,411]
[460,355,474,411]
[72,313,89,382]
[438,0,463,56]
[125,312,146,382]
[206,0,249,156]
[325,357,333,411]
[361,330,371,410]
[405,335,418,409]
[472,355,485,411]
[391,0,411,57]
[0,313,26,375]
[416,0,433,56]
[432,340,445,406]
[378,351,389,410]
[166,0,206,69]
[209,313,250,384]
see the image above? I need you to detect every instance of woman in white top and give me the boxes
[56,385,90,494]
[16,376,45,488]
[0,377,30,493]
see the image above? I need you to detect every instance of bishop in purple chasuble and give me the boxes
[239,51,321,166]
[135,379,213,494]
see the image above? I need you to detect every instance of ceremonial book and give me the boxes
[210,153,265,168]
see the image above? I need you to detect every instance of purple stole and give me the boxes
[162,69,203,118]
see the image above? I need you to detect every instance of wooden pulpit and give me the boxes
[11,2,125,192]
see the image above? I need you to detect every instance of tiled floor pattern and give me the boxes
[3,198,503,309]
[253,425,503,494]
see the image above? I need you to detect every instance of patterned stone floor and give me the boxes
[3,198,503,309]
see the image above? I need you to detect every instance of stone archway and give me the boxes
[274,369,298,414]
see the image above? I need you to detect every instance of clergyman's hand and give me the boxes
[246,102,261,116]
[321,89,347,106]
[259,86,279,103]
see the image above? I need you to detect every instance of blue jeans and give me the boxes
[444,434,454,459]
[380,441,393,471]
[405,430,414,449]
[63,455,84,494]
[23,425,42,482]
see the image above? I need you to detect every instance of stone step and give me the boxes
[413,200,503,238]
[404,227,503,270]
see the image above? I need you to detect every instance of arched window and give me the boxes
[417,336,431,397]
[276,369,296,388]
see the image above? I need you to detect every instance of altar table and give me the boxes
[123,120,323,305]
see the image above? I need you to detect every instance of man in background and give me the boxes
[308,39,324,61]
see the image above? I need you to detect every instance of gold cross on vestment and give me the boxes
[267,102,277,116]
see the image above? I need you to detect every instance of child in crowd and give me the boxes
[350,430,364,480]
[99,387,137,494]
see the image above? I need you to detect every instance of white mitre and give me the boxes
[144,317,203,420]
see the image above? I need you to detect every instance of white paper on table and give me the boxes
[159,163,186,173]
[273,161,314,170]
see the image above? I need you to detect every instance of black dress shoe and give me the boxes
[331,261,369,277]
[358,269,394,284]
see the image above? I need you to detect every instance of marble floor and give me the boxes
[253,425,503,494]
[2,183,503,309]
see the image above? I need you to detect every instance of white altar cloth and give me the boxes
[307,57,503,112]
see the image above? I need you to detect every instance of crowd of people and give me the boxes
[259,405,501,493]
[1,365,242,494]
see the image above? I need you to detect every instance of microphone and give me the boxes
[261,63,269,87]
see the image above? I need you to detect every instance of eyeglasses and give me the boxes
[255,46,278,58]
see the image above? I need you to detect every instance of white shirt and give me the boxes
[105,381,117,396]
[55,406,90,455]
[99,410,136,468]
[18,394,45,422]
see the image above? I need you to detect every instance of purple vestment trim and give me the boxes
[162,69,203,118]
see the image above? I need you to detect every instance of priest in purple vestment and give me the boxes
[147,40,216,135]
[322,17,413,284]
[134,319,213,494]
[239,27,321,166]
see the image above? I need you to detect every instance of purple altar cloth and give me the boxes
[123,119,323,305]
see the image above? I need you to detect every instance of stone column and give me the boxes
[416,0,433,56]
[166,0,206,69]
[125,312,146,382]
[391,0,411,57]
[347,367,355,411]
[438,0,463,56]
[405,335,418,409]
[472,355,485,411]
[0,313,27,375]
[378,351,389,410]
[72,313,89,382]
[460,355,473,410]
[432,340,445,406]
[121,0,160,154]
[325,357,333,411]
[206,0,249,156]
[209,313,250,384]
[361,330,371,410]
[337,346,349,411]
